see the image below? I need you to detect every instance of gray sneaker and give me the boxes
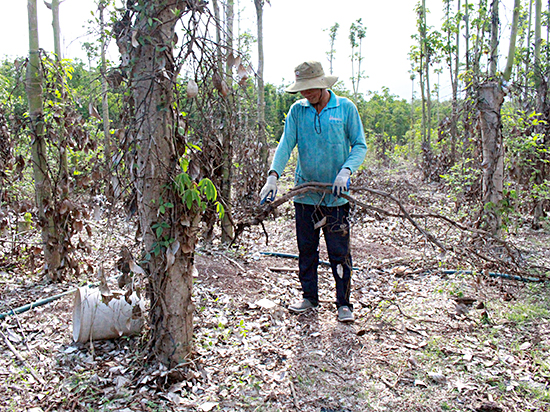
[288,299,317,313]
[337,306,354,323]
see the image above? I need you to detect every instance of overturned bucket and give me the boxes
[72,287,145,343]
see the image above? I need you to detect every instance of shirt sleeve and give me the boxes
[341,100,367,173]
[269,104,299,177]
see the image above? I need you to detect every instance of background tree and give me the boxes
[255,0,268,170]
[325,22,339,75]
[349,18,366,100]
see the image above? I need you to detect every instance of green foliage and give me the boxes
[264,83,300,142]
[324,22,340,74]
[440,159,481,203]
[348,18,367,97]
[503,108,550,214]
[175,155,224,219]
[361,87,411,145]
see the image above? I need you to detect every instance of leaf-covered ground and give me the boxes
[1,167,549,412]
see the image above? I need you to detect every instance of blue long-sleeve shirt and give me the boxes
[270,90,367,206]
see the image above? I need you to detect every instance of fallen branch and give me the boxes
[232,182,549,280]
[232,182,446,251]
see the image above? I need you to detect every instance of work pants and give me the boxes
[294,202,353,309]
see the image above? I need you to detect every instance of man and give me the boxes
[259,61,367,323]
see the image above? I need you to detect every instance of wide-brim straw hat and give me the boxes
[285,61,338,94]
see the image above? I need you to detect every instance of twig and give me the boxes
[214,251,246,273]
[289,380,299,409]
[0,328,46,386]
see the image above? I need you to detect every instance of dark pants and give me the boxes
[294,202,353,309]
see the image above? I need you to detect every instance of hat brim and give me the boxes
[285,75,338,94]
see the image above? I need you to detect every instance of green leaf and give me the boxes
[216,202,225,219]
[156,225,164,238]
[179,157,189,172]
[184,190,194,209]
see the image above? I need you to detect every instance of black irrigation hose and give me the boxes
[260,251,362,271]
[261,252,548,283]
[0,288,78,320]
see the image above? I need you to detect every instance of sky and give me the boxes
[1,0,517,100]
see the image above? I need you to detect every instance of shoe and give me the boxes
[288,299,317,313]
[337,306,354,323]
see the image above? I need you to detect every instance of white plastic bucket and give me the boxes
[72,287,145,343]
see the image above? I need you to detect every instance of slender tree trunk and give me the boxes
[99,1,114,197]
[464,0,470,72]
[489,0,499,77]
[128,0,198,366]
[534,0,542,98]
[523,0,533,103]
[27,0,61,279]
[533,0,547,225]
[419,0,433,179]
[424,1,432,146]
[478,82,504,235]
[473,0,488,77]
[448,0,461,163]
[255,0,268,173]
[503,0,520,82]
[51,0,70,198]
[221,0,235,242]
[52,0,61,59]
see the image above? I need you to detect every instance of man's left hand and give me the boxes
[332,168,351,197]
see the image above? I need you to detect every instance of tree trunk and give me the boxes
[51,0,62,59]
[419,0,433,179]
[255,0,269,173]
[523,0,533,103]
[128,0,198,366]
[503,0,520,82]
[50,0,70,202]
[464,0,470,72]
[532,0,547,225]
[489,0,499,77]
[98,1,114,197]
[478,82,504,235]
[27,0,61,280]
[448,0,461,163]
[221,0,235,243]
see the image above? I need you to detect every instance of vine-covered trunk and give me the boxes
[128,0,198,366]
[221,0,234,243]
[27,0,62,280]
[477,82,504,235]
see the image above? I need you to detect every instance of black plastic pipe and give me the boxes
[260,251,362,271]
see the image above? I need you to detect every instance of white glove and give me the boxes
[332,168,351,197]
[260,175,278,204]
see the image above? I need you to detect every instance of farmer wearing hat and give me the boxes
[259,61,367,322]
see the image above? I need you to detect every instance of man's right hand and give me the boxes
[259,175,278,204]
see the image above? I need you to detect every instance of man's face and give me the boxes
[300,88,324,105]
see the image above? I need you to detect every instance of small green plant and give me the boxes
[175,155,224,218]
[237,319,248,338]
[440,159,481,203]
